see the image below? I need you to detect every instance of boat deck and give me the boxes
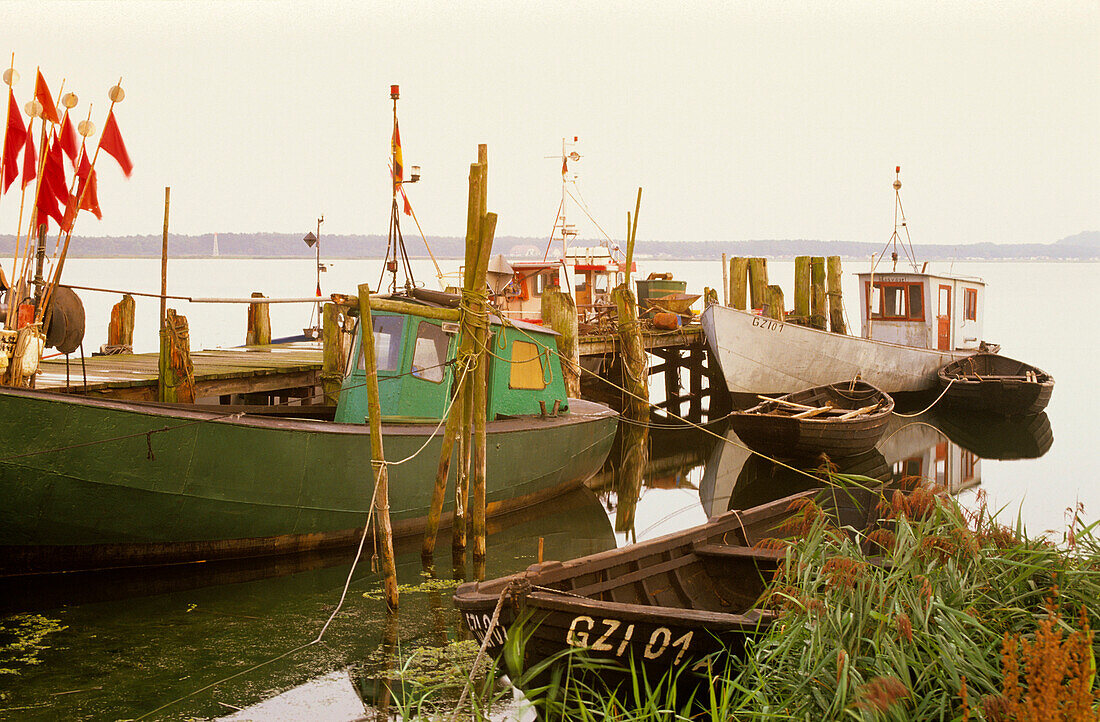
[36,342,324,402]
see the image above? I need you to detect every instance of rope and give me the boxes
[451,585,510,720]
[892,378,955,418]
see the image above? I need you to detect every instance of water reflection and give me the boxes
[0,487,614,721]
[700,410,1053,517]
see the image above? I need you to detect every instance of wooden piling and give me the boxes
[729,256,748,310]
[721,253,729,307]
[245,292,271,346]
[541,287,580,398]
[107,295,135,348]
[793,256,811,322]
[320,303,344,404]
[747,258,768,311]
[612,193,649,419]
[810,256,827,330]
[470,212,497,572]
[357,283,398,611]
[827,256,847,334]
[158,309,195,403]
[764,284,786,321]
[160,187,170,328]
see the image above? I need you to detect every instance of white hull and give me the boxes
[700,304,975,395]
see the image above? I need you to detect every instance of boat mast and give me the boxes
[875,166,920,273]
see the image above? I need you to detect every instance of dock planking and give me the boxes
[37,342,324,401]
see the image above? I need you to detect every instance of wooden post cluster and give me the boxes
[357,283,399,611]
[422,146,497,578]
[245,292,271,346]
[107,295,135,349]
[158,309,195,403]
[810,256,827,329]
[728,257,749,310]
[826,256,847,334]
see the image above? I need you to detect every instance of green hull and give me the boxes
[0,388,617,574]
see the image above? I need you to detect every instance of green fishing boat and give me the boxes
[0,295,618,575]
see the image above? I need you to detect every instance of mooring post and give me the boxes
[827,256,847,334]
[810,256,827,330]
[729,256,748,310]
[748,258,769,311]
[160,187,170,328]
[245,292,271,346]
[612,190,649,419]
[721,253,729,307]
[357,283,399,611]
[470,213,497,574]
[541,287,580,398]
[158,308,195,403]
[320,303,344,404]
[764,284,786,321]
[793,256,811,323]
[108,294,135,349]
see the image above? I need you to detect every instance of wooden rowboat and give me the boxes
[937,353,1053,417]
[454,491,815,686]
[727,381,894,460]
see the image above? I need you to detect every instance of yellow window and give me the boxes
[509,341,545,390]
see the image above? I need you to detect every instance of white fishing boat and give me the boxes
[701,169,995,399]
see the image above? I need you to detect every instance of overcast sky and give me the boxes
[2,1,1096,246]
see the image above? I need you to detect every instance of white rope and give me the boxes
[892,377,955,418]
[451,585,510,720]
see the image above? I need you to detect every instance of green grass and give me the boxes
[389,483,1100,720]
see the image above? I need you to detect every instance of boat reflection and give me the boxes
[0,487,615,720]
[700,409,1053,518]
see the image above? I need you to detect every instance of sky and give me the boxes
[1,1,1097,247]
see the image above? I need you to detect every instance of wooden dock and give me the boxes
[37,342,324,402]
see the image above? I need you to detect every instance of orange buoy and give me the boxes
[652,312,680,330]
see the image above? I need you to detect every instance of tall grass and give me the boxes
[392,484,1100,720]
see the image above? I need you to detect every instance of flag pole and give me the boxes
[39,81,120,325]
[16,69,59,321]
[0,53,12,202]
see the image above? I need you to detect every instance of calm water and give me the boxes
[0,257,1094,719]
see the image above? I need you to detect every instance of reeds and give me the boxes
[391,486,1100,720]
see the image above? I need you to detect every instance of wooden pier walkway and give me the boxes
[37,343,324,401]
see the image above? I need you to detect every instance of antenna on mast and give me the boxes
[875,165,920,273]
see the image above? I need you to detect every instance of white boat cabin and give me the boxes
[498,246,630,324]
[857,271,985,352]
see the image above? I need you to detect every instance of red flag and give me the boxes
[68,147,101,222]
[42,134,67,202]
[562,156,567,176]
[315,281,322,297]
[2,89,27,194]
[99,109,132,177]
[399,184,412,216]
[80,170,101,219]
[21,129,36,190]
[58,113,77,164]
[35,181,64,228]
[34,71,60,125]
[391,120,402,187]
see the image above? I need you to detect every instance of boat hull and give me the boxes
[0,388,617,575]
[727,382,894,460]
[455,492,814,687]
[701,304,976,397]
[937,353,1053,417]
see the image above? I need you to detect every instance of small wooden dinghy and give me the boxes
[728,381,895,460]
[454,491,813,683]
[937,353,1053,417]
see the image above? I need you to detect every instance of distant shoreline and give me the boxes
[1,231,1096,262]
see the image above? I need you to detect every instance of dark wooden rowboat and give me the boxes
[727,381,894,460]
[937,353,1053,417]
[454,491,814,685]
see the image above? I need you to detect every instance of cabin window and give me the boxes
[509,340,546,390]
[868,282,925,321]
[594,273,609,294]
[359,315,405,372]
[410,321,449,383]
[938,286,951,317]
[575,274,588,293]
[963,288,977,321]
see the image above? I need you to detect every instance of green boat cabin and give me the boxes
[335,309,570,424]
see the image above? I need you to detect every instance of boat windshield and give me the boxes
[358,315,405,372]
